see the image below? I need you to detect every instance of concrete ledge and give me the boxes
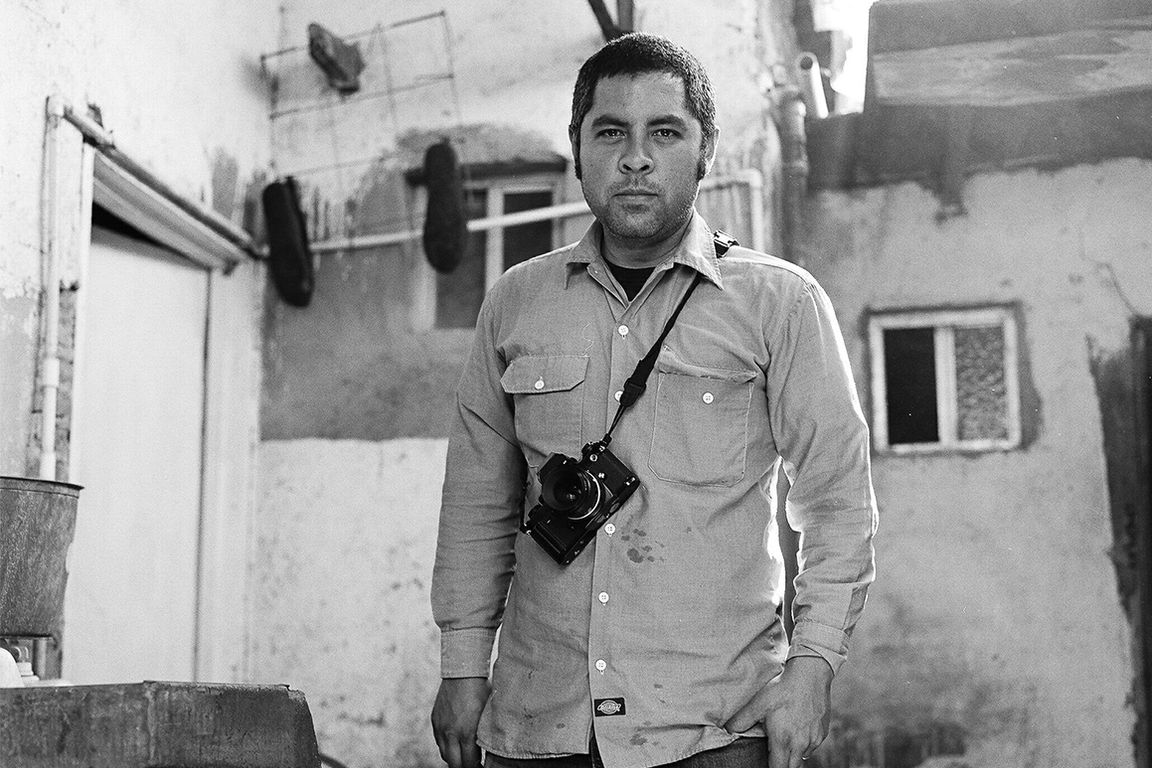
[0,681,320,767]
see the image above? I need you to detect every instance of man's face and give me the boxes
[572,72,715,251]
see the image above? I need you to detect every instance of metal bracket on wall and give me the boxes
[259,10,459,122]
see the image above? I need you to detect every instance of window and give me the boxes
[432,180,558,328]
[869,307,1021,452]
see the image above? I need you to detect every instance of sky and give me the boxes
[828,0,876,112]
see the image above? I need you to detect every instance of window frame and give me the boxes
[869,306,1021,454]
[413,172,564,331]
[474,178,561,292]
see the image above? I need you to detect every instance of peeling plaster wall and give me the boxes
[255,439,446,768]
[799,159,1152,768]
[255,1,796,765]
[1,0,276,474]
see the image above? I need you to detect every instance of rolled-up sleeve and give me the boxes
[766,280,878,674]
[431,290,527,678]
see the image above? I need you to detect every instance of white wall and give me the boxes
[0,0,276,474]
[254,439,446,768]
[801,159,1152,768]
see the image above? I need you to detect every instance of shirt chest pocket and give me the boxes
[649,357,757,486]
[501,355,588,459]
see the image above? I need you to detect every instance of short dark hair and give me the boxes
[569,33,717,180]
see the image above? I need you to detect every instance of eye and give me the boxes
[653,128,681,139]
[596,128,625,139]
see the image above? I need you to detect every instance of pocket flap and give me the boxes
[656,349,757,383]
[501,355,589,394]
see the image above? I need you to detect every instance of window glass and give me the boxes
[432,185,555,328]
[883,327,939,444]
[503,190,553,271]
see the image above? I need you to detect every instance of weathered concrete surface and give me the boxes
[871,21,1152,107]
[869,0,1152,54]
[260,233,474,441]
[0,293,39,474]
[801,159,1152,768]
[251,438,446,768]
[0,681,319,767]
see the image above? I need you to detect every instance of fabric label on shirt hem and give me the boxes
[593,697,626,717]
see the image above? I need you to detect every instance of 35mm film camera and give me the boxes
[521,441,639,566]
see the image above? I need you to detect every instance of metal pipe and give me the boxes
[311,171,767,255]
[588,0,623,41]
[311,201,592,254]
[778,89,810,266]
[67,142,96,485]
[796,52,829,120]
[616,0,634,33]
[38,96,66,481]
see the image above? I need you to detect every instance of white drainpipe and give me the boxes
[310,169,767,255]
[38,96,66,481]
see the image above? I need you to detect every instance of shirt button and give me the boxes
[534,378,545,390]
[618,325,629,337]
[614,390,623,402]
[598,591,610,604]
[702,392,714,404]
[604,523,616,535]
[595,659,607,672]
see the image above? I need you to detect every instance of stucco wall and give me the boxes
[798,159,1152,768]
[255,438,447,768]
[253,1,798,765]
[0,0,275,474]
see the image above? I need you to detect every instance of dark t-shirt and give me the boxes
[604,260,654,300]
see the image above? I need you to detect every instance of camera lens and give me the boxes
[541,465,602,520]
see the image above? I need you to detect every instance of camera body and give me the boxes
[521,441,639,566]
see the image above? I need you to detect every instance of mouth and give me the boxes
[613,189,658,198]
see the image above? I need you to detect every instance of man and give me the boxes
[431,33,877,768]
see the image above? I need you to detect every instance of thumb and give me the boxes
[724,697,765,734]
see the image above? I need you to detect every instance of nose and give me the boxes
[619,136,653,175]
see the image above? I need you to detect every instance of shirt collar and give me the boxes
[564,210,725,290]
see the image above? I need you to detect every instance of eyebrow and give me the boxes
[588,114,691,130]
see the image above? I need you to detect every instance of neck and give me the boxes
[601,216,693,268]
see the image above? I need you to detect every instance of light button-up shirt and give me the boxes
[432,212,878,768]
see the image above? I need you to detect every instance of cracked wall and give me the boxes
[799,158,1152,768]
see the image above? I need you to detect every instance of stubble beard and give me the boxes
[592,189,699,248]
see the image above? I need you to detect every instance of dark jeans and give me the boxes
[485,736,767,768]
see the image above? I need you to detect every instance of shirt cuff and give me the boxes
[787,619,849,675]
[440,627,497,678]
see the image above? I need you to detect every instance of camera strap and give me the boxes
[600,230,737,445]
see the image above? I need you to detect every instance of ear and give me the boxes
[698,129,719,180]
